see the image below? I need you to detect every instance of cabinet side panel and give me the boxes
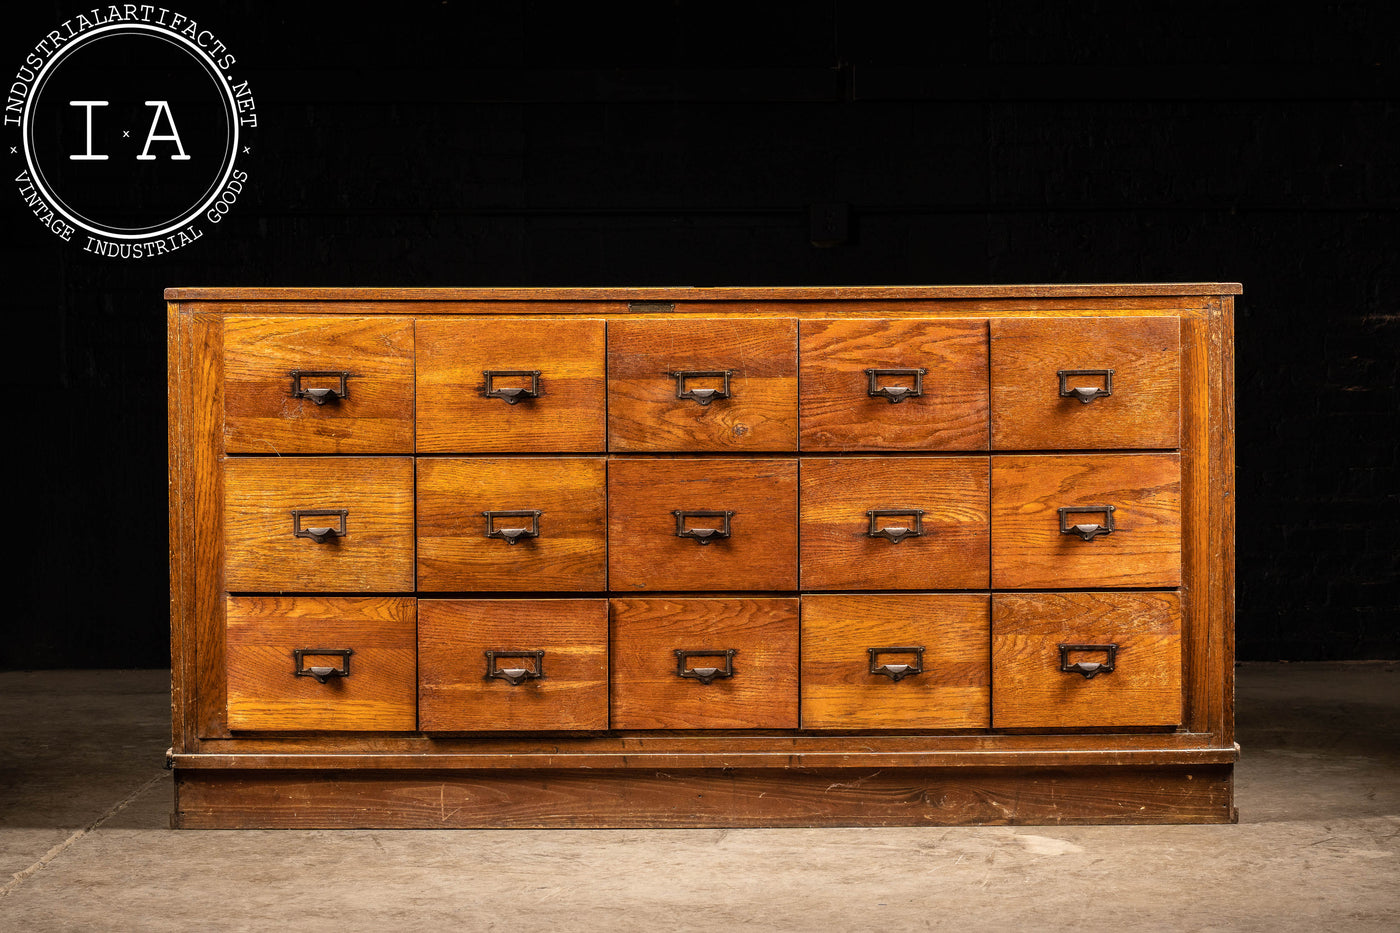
[1211,297,1236,743]
[192,311,229,738]
[169,302,192,751]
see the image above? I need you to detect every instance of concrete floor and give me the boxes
[1,664,1396,932]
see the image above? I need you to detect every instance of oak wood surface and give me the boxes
[610,597,800,729]
[416,457,607,591]
[801,594,990,729]
[168,286,1237,828]
[991,453,1182,588]
[415,318,606,452]
[173,765,1236,828]
[607,318,798,450]
[418,598,609,732]
[191,312,228,739]
[799,318,989,450]
[226,596,416,731]
[992,591,1183,729]
[990,316,1181,449]
[799,457,990,589]
[609,458,798,591]
[223,316,415,454]
[224,457,415,592]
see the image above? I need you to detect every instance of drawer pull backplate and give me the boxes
[866,508,925,544]
[293,648,353,683]
[482,369,542,404]
[291,508,348,543]
[483,509,542,545]
[485,650,546,685]
[669,370,733,406]
[290,370,351,405]
[868,646,925,682]
[1058,368,1114,404]
[865,367,926,403]
[675,648,737,685]
[1058,505,1116,542]
[673,509,734,545]
[1059,643,1118,679]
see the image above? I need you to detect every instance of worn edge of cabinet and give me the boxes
[172,745,1238,770]
[168,301,190,751]
[172,764,1237,828]
[166,284,1243,301]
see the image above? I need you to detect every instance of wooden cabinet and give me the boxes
[169,285,1238,828]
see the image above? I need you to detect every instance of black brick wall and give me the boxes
[2,1,1396,666]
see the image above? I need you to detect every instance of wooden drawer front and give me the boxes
[799,319,989,450]
[991,454,1181,588]
[608,458,798,591]
[226,596,416,731]
[416,458,607,592]
[801,595,990,730]
[607,318,798,451]
[990,316,1181,450]
[800,458,990,590]
[418,599,609,732]
[610,598,799,729]
[224,317,415,454]
[224,458,415,592]
[416,319,606,453]
[992,592,1182,729]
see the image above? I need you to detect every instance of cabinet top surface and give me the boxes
[165,283,1242,302]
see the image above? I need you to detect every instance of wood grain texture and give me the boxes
[223,316,414,454]
[418,598,608,731]
[990,316,1181,449]
[799,319,989,450]
[224,457,414,592]
[608,318,798,451]
[176,728,1235,767]
[992,592,1183,729]
[168,302,191,749]
[800,457,990,589]
[611,598,800,729]
[191,312,228,739]
[415,318,605,452]
[226,596,416,731]
[173,765,1236,828]
[801,594,990,729]
[609,457,798,591]
[991,453,1181,588]
[416,457,606,591]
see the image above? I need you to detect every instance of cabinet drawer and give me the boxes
[800,458,989,589]
[224,457,415,592]
[799,319,988,450]
[226,596,417,731]
[416,457,607,592]
[990,316,1181,450]
[418,599,609,732]
[610,597,799,729]
[991,453,1181,588]
[607,318,798,451]
[992,592,1182,729]
[224,316,415,454]
[608,458,798,591]
[801,594,990,730]
[416,319,606,453]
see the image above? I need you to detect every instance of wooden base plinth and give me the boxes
[173,765,1236,828]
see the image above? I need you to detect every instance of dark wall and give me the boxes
[3,1,1396,667]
